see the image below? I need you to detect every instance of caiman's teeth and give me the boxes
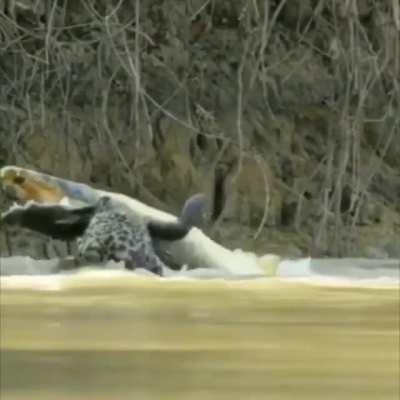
[60,197,71,206]
[8,203,22,212]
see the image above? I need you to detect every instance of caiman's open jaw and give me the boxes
[0,166,65,204]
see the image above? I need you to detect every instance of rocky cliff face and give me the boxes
[1,1,399,259]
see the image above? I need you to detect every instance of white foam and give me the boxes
[1,256,399,291]
[276,257,312,277]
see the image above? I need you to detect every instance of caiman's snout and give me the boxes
[1,171,26,200]
[1,165,99,207]
[0,166,64,203]
[0,168,28,202]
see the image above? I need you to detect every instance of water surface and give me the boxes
[1,272,399,400]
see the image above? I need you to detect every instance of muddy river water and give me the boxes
[1,270,399,400]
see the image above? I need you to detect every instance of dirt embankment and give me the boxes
[0,1,399,259]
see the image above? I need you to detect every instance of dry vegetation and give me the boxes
[0,0,399,257]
